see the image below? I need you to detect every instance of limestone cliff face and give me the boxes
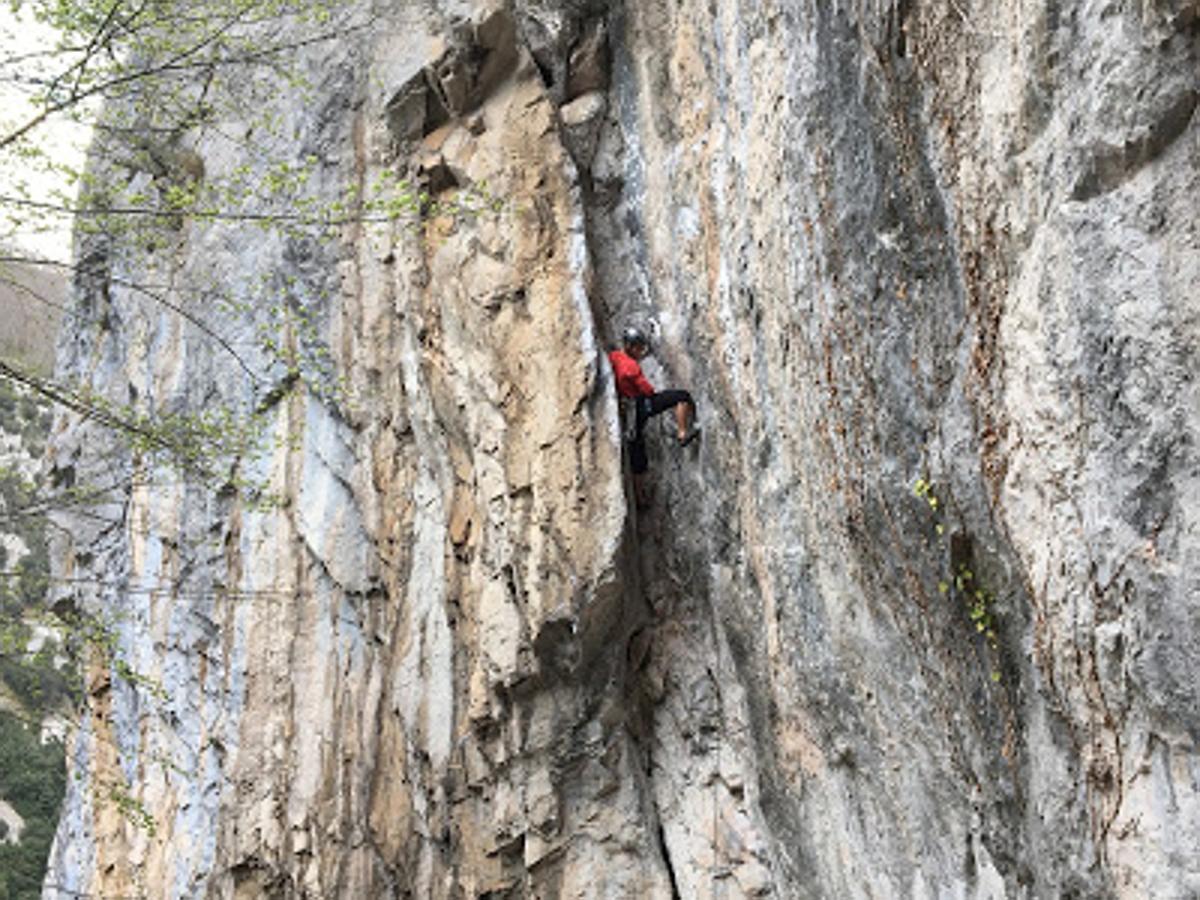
[46,1,1199,898]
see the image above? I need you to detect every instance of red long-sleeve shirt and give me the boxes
[608,349,655,398]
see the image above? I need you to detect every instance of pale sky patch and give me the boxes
[0,6,91,259]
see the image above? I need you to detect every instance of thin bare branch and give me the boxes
[0,254,261,382]
[0,16,369,153]
[0,358,177,453]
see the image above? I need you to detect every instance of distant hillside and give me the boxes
[0,257,65,375]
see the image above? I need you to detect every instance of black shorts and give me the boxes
[629,389,693,474]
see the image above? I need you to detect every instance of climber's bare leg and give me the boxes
[674,401,694,441]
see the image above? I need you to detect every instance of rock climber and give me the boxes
[608,325,699,506]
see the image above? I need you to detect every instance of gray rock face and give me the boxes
[45,1,1199,898]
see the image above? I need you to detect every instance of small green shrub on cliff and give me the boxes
[914,477,1001,682]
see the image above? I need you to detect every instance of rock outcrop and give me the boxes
[45,1,1199,898]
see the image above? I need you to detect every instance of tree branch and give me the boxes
[0,253,261,382]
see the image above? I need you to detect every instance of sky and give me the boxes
[0,6,90,258]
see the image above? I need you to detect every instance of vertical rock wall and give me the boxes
[45,1,1198,898]
[589,1,1199,897]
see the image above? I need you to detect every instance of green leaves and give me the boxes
[913,475,940,513]
[1,0,370,255]
[957,563,999,655]
[104,778,157,836]
[915,475,1003,683]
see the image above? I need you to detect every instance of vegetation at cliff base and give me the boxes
[0,367,68,899]
[0,711,65,900]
